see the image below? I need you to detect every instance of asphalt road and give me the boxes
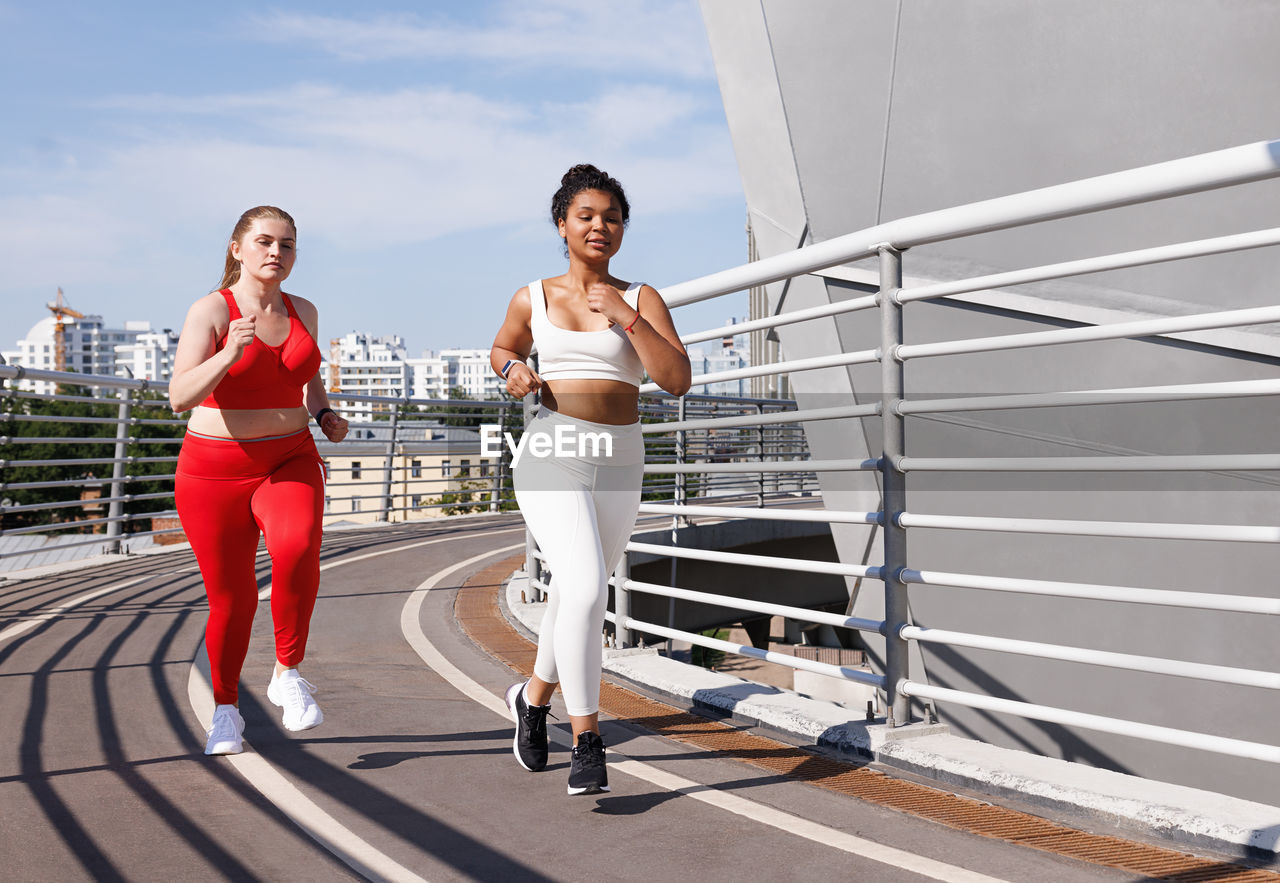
[0,515,1137,882]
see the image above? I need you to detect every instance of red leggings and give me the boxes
[176,429,326,705]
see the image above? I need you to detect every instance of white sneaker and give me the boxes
[204,704,245,755]
[267,669,323,732]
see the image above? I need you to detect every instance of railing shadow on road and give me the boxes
[591,771,797,817]
[235,697,558,882]
[93,580,268,881]
[286,728,518,770]
[7,558,357,881]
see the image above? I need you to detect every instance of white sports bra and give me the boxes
[529,279,646,387]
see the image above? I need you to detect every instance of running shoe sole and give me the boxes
[505,682,539,772]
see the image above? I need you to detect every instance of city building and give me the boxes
[439,348,506,401]
[322,332,414,419]
[408,351,453,401]
[320,340,508,421]
[687,317,752,398]
[314,422,496,525]
[114,327,182,385]
[5,313,178,395]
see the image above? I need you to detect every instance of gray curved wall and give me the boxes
[701,0,1280,804]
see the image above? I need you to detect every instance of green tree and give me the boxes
[0,384,181,532]
[438,478,492,515]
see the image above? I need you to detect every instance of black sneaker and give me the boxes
[504,682,549,771]
[567,730,610,795]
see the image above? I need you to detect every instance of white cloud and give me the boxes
[249,0,715,79]
[0,79,740,292]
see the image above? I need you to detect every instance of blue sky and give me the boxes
[1,1,748,354]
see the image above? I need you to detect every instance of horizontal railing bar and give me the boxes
[0,474,177,492]
[619,617,886,688]
[900,681,1280,764]
[0,530,181,560]
[680,293,879,344]
[399,498,514,512]
[902,568,1280,614]
[625,541,881,579]
[327,476,496,487]
[898,511,1280,543]
[645,459,873,474]
[642,402,879,434]
[897,304,1280,362]
[897,227,1280,304]
[898,454,1280,472]
[0,456,177,468]
[644,391,802,407]
[900,625,1280,689]
[640,349,879,395]
[6,392,137,407]
[0,509,179,537]
[622,578,884,632]
[0,364,162,390]
[1,491,173,514]
[2,413,186,426]
[898,378,1280,415]
[660,140,1280,308]
[637,503,881,524]
[0,436,183,445]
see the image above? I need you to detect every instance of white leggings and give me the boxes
[513,408,643,717]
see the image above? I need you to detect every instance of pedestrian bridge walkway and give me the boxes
[5,138,1280,881]
[1,516,1273,882]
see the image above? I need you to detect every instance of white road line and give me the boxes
[256,525,526,600]
[0,576,151,644]
[400,548,1010,883]
[399,543,529,719]
[186,666,427,883]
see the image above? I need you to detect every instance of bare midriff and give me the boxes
[541,379,639,425]
[186,405,310,439]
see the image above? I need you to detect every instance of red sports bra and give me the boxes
[200,289,322,410]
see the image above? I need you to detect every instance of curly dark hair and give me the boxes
[550,164,630,228]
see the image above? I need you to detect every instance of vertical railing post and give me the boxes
[522,361,543,602]
[524,530,540,602]
[104,383,135,555]
[756,403,766,506]
[488,403,503,512]
[378,399,401,522]
[613,551,633,649]
[666,396,687,656]
[674,396,688,521]
[878,244,912,727]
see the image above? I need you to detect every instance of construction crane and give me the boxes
[328,337,341,392]
[46,288,85,373]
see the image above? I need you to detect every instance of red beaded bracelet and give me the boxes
[624,309,642,334]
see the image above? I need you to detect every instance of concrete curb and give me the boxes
[504,570,1280,862]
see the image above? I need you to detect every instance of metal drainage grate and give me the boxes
[455,559,1279,883]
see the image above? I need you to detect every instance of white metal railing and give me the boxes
[592,138,1280,770]
[0,367,814,567]
[4,139,1280,774]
